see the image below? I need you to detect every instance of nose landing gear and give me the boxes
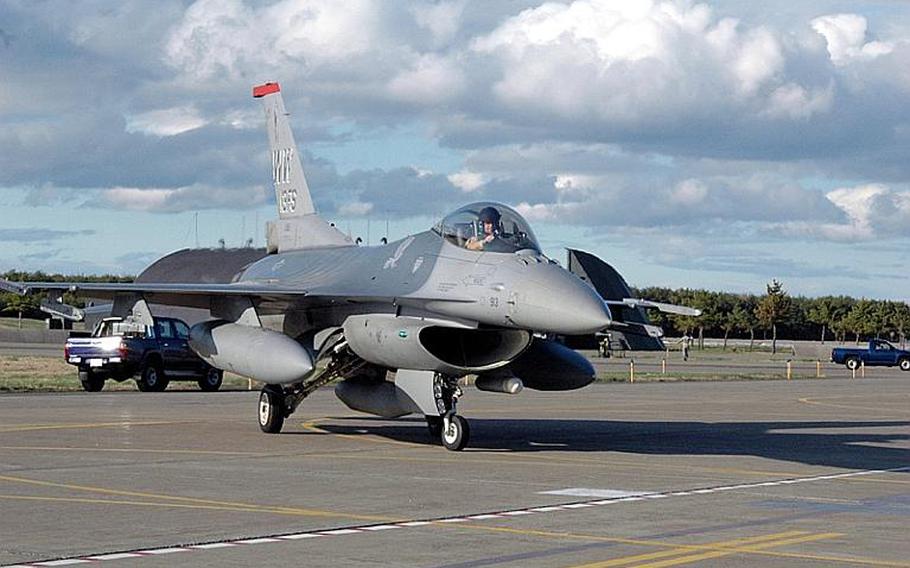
[441,414,470,451]
[431,374,470,451]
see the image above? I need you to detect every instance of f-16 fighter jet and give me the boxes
[3,83,697,450]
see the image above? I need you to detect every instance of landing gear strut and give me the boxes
[257,335,367,434]
[432,374,470,451]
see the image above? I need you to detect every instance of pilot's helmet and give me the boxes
[478,206,502,232]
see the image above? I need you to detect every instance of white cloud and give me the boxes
[811,13,893,66]
[670,179,708,205]
[125,106,207,137]
[448,169,488,192]
[514,201,564,222]
[471,1,794,122]
[780,184,910,241]
[100,184,269,212]
[411,1,465,46]
[338,200,374,216]
[386,54,466,105]
[165,0,383,78]
[763,82,833,119]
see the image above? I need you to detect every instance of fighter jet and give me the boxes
[3,83,696,450]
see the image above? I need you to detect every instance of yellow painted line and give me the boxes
[0,445,270,456]
[458,525,904,567]
[0,420,201,433]
[565,531,808,568]
[0,474,391,522]
[798,396,910,417]
[736,548,910,567]
[627,532,841,568]
[0,494,379,517]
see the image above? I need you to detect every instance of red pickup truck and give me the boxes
[65,316,223,392]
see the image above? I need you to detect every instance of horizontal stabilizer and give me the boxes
[606,320,665,338]
[39,299,85,321]
[0,279,25,294]
[606,298,702,317]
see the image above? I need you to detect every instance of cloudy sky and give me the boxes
[1,0,909,299]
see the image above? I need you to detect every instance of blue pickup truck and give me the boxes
[831,340,910,371]
[65,316,223,392]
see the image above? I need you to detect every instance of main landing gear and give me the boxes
[257,337,367,434]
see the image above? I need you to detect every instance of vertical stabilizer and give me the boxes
[253,83,352,251]
[254,82,315,217]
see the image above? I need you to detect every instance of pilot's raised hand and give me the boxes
[465,236,484,250]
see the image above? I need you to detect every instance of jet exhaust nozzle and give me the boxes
[189,320,313,384]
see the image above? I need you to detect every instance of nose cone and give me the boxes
[510,262,612,334]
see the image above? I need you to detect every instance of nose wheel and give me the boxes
[429,374,470,451]
[440,414,470,451]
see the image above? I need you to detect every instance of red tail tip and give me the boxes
[253,82,281,98]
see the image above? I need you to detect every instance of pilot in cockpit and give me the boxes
[465,206,501,251]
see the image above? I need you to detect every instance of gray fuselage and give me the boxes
[238,229,611,337]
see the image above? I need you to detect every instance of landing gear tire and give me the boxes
[426,416,443,438]
[441,415,470,451]
[845,357,860,371]
[79,370,104,392]
[198,368,223,391]
[258,386,285,434]
[137,363,168,392]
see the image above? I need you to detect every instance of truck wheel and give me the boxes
[258,385,285,434]
[900,358,910,371]
[137,363,168,392]
[845,357,860,371]
[79,370,104,392]
[198,368,223,391]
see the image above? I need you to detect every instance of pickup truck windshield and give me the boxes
[93,319,151,339]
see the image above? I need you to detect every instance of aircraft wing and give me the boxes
[0,279,474,313]
[606,298,702,317]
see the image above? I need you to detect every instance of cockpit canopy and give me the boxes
[434,202,541,254]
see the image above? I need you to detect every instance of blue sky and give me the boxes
[1,0,909,300]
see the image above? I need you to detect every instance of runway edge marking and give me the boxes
[3,465,907,568]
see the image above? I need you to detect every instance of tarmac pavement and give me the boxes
[0,375,908,567]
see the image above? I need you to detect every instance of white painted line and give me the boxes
[360,525,399,531]
[562,503,594,509]
[85,553,143,560]
[397,521,431,527]
[436,518,469,524]
[34,561,91,566]
[500,510,534,516]
[277,534,323,540]
[467,514,502,520]
[317,529,362,536]
[234,538,282,544]
[135,548,186,555]
[190,543,237,550]
[529,506,563,512]
[540,488,651,499]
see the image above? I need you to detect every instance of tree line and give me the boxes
[3,271,909,350]
[0,270,134,322]
[636,279,910,352]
